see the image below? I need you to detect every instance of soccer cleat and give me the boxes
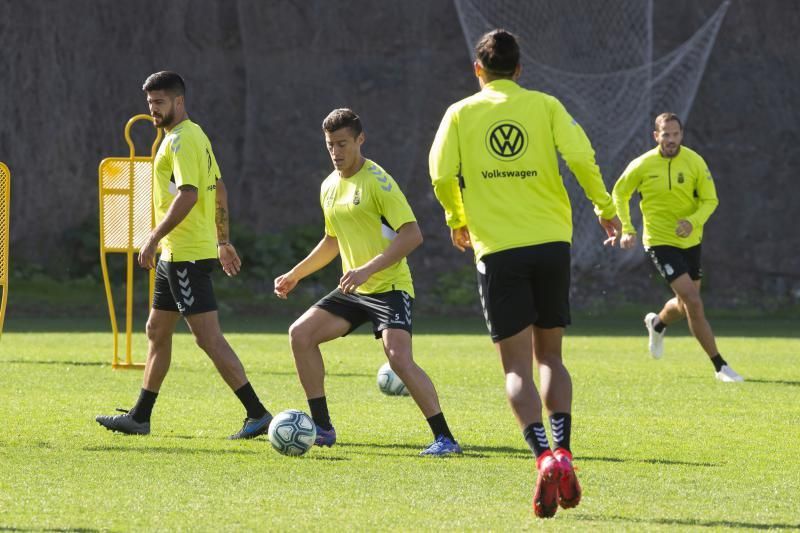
[95,409,150,435]
[554,448,582,509]
[533,450,561,518]
[228,412,273,440]
[419,435,463,457]
[314,425,337,447]
[715,365,745,382]
[644,312,665,359]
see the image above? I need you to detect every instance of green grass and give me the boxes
[0,317,798,531]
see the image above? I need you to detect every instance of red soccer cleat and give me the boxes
[533,450,561,518]
[554,447,582,509]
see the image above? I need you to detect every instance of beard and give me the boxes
[153,108,175,128]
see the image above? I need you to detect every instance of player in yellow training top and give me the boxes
[274,108,461,457]
[612,112,744,382]
[96,71,275,439]
[429,30,622,518]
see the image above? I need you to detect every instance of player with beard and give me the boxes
[612,112,744,382]
[96,71,275,438]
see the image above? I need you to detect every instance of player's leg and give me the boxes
[644,246,690,358]
[530,241,580,511]
[532,326,580,509]
[478,246,560,518]
[380,327,460,456]
[184,309,274,438]
[95,261,181,435]
[496,327,560,517]
[289,294,355,446]
[669,276,743,381]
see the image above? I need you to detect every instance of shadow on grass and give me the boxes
[575,514,800,530]
[0,525,102,533]
[3,359,108,367]
[579,455,719,467]
[3,315,798,338]
[745,378,800,387]
[83,445,260,455]
[341,441,531,459]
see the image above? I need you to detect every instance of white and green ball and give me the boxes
[377,362,410,396]
[267,409,317,456]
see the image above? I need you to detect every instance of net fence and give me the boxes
[454,0,730,276]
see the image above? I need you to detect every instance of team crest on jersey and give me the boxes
[353,188,361,205]
[677,172,685,184]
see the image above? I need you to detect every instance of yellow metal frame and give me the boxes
[0,162,10,338]
[99,115,162,369]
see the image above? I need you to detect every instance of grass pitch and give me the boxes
[0,316,798,531]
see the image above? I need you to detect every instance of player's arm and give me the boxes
[550,98,621,245]
[339,221,422,294]
[138,185,197,269]
[274,235,340,299]
[612,161,642,249]
[679,162,719,238]
[429,107,468,233]
[215,178,242,277]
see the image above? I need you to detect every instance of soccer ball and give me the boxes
[377,362,410,396]
[267,409,317,456]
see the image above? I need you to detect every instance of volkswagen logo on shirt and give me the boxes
[486,120,528,161]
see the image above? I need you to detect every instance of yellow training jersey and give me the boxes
[612,145,718,249]
[153,119,221,261]
[429,79,615,261]
[320,159,416,297]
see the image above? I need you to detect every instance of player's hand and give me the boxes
[450,226,472,252]
[620,233,637,250]
[274,272,299,300]
[598,216,622,247]
[218,243,242,277]
[137,233,159,269]
[676,219,693,238]
[339,267,372,294]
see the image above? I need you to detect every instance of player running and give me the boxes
[274,108,461,457]
[612,112,744,382]
[96,71,274,439]
[429,29,621,517]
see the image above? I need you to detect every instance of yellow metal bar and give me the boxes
[0,162,9,338]
[100,116,161,369]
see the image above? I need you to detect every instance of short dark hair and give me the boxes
[322,108,363,137]
[142,71,186,96]
[655,112,683,131]
[475,29,520,76]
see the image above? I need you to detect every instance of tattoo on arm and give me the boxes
[216,203,229,242]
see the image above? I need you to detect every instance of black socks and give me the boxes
[426,412,455,441]
[549,412,572,452]
[710,354,727,372]
[308,396,333,430]
[129,388,158,423]
[234,382,268,419]
[523,422,551,458]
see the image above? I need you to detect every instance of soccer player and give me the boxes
[429,30,621,518]
[274,108,461,457]
[612,112,744,382]
[96,71,274,438]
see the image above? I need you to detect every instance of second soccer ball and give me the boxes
[377,362,410,396]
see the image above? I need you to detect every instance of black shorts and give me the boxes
[646,244,703,283]
[314,288,413,339]
[152,259,218,316]
[477,242,571,342]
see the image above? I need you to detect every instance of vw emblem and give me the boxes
[486,120,528,161]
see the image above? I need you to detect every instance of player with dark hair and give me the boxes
[96,71,275,439]
[429,29,621,517]
[274,108,461,457]
[612,112,744,382]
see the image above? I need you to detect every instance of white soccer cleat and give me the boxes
[644,312,665,359]
[715,365,745,382]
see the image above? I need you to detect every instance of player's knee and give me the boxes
[193,331,222,354]
[146,319,168,344]
[681,291,704,315]
[386,351,414,374]
[534,350,563,367]
[288,320,314,353]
